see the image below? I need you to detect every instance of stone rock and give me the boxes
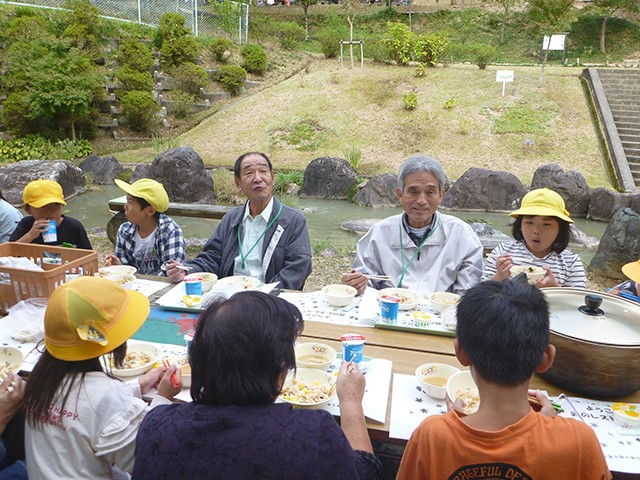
[107,211,126,244]
[569,225,599,250]
[130,164,152,183]
[0,160,86,205]
[286,183,301,195]
[340,219,381,234]
[588,207,640,281]
[470,222,511,251]
[587,187,640,221]
[530,163,591,217]
[149,147,215,204]
[354,173,400,207]
[79,155,123,185]
[302,157,357,199]
[440,168,527,211]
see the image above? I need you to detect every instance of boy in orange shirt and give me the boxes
[397,279,611,480]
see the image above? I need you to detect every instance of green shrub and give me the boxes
[381,22,415,65]
[344,146,362,171]
[241,44,267,74]
[0,136,92,163]
[443,98,456,110]
[161,35,199,67]
[276,21,306,50]
[274,171,304,195]
[365,37,390,63]
[170,90,195,119]
[116,66,154,92]
[155,13,190,49]
[414,63,427,77]
[403,91,418,110]
[214,65,247,96]
[117,38,154,72]
[169,62,209,95]
[120,90,160,131]
[413,33,449,66]
[209,37,236,62]
[471,43,498,69]
[316,27,344,59]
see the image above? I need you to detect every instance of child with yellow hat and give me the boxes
[22,276,182,479]
[608,259,640,302]
[10,179,92,249]
[105,178,185,275]
[482,188,586,288]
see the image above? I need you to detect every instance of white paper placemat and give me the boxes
[278,291,374,327]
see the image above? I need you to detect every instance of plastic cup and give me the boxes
[184,277,203,296]
[42,220,57,243]
[341,334,366,365]
[380,294,400,324]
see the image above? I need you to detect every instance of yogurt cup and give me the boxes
[341,334,366,365]
[184,275,203,296]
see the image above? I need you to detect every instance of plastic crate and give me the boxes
[0,243,98,314]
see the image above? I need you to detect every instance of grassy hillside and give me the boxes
[114,60,610,188]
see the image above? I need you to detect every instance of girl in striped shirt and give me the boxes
[482,188,586,288]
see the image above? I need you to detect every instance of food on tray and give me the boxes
[379,288,423,310]
[182,295,202,307]
[219,276,260,290]
[280,376,335,405]
[455,387,480,414]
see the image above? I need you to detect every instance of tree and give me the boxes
[528,0,575,83]
[4,40,103,140]
[496,0,520,44]
[298,0,318,40]
[592,0,639,54]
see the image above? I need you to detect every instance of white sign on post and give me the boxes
[496,70,514,97]
[542,34,566,51]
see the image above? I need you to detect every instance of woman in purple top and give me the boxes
[132,291,383,480]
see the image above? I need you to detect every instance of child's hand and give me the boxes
[104,254,121,266]
[493,254,513,281]
[535,267,559,288]
[27,218,52,241]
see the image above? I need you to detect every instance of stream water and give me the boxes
[65,185,608,266]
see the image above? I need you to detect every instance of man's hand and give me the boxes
[166,260,187,283]
[341,270,368,296]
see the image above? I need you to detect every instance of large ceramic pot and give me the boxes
[541,288,640,398]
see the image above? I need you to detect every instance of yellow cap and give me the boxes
[622,260,640,284]
[115,178,170,213]
[44,276,150,361]
[22,179,67,208]
[509,188,573,224]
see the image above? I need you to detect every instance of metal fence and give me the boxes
[0,0,249,44]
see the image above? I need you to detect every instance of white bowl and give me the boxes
[106,342,161,378]
[429,292,461,314]
[322,284,357,307]
[510,265,546,285]
[184,272,218,293]
[279,368,337,409]
[415,363,460,400]
[612,403,640,429]
[446,370,480,414]
[99,273,136,289]
[0,347,24,380]
[217,275,261,290]
[295,342,337,371]
[97,265,137,276]
[379,288,424,310]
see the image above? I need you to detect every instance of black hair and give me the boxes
[23,342,127,430]
[512,215,571,254]
[456,280,550,387]
[233,152,273,178]
[190,291,303,406]
[129,195,160,220]
[0,189,6,201]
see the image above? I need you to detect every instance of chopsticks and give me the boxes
[162,359,181,389]
[174,265,193,271]
[528,394,565,413]
[343,272,391,281]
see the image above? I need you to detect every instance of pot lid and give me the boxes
[544,288,640,346]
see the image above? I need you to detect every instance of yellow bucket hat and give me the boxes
[622,260,640,284]
[44,276,150,361]
[509,188,573,224]
[23,179,67,208]
[115,178,170,213]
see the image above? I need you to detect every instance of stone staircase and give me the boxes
[594,69,640,188]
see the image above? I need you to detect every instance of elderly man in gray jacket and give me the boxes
[342,155,482,296]
[167,152,312,290]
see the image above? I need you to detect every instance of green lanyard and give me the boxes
[237,202,283,269]
[397,214,439,288]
